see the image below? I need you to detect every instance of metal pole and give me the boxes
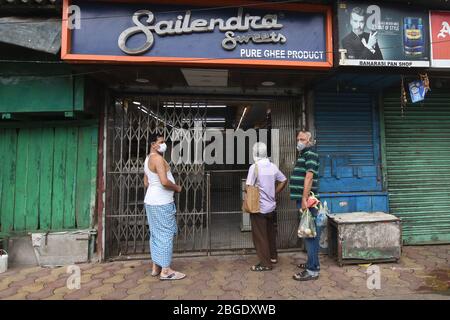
[207,172,211,256]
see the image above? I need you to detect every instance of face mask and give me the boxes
[297,142,306,151]
[158,143,167,153]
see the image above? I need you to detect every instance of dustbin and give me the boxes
[0,250,7,273]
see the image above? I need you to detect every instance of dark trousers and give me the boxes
[250,211,277,267]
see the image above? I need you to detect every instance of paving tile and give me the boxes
[25,268,53,279]
[52,286,72,296]
[90,283,115,295]
[80,293,104,300]
[8,277,39,289]
[139,289,166,300]
[200,288,226,296]
[178,290,206,300]
[84,266,107,275]
[127,283,153,296]
[18,266,42,275]
[0,274,27,284]
[34,274,64,285]
[114,278,140,290]
[122,293,142,300]
[26,286,56,300]
[49,266,71,277]
[18,282,45,294]
[0,281,12,291]
[40,277,68,291]
[91,270,113,279]
[103,274,126,284]
[0,246,449,300]
[221,280,245,292]
[0,286,20,300]
[98,288,130,300]
[42,294,65,300]
[63,288,93,300]
[259,280,282,292]
[4,291,29,300]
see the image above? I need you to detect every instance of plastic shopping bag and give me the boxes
[297,208,317,238]
[315,201,330,228]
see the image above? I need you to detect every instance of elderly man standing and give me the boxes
[289,131,321,281]
[246,142,287,271]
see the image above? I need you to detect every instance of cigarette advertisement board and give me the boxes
[338,1,430,67]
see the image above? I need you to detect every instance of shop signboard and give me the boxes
[62,0,333,68]
[337,1,430,67]
[430,11,450,68]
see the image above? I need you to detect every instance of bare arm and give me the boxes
[301,172,314,210]
[275,180,287,194]
[154,157,182,192]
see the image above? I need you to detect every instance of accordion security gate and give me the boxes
[105,96,301,259]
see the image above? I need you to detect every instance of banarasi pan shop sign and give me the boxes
[430,11,450,68]
[337,1,430,67]
[61,0,333,68]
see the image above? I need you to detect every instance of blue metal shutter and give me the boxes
[315,92,382,193]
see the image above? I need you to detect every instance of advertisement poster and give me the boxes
[338,1,430,67]
[430,11,450,67]
[408,80,426,103]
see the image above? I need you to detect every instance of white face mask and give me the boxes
[158,143,167,153]
[297,142,306,151]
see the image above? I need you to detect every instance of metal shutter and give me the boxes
[315,92,382,193]
[383,91,450,244]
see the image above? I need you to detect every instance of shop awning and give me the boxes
[0,16,61,54]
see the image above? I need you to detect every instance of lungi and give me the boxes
[145,202,178,268]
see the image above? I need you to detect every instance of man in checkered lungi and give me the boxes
[144,134,185,281]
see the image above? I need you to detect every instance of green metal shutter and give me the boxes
[382,92,450,245]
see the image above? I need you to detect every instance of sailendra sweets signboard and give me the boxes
[337,1,430,67]
[61,0,333,68]
[430,11,450,68]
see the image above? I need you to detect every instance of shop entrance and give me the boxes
[105,95,300,259]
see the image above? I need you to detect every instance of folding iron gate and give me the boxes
[105,96,208,258]
[105,96,302,259]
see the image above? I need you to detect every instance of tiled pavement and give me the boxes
[0,245,448,300]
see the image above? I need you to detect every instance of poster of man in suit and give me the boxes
[338,1,430,67]
[341,6,384,60]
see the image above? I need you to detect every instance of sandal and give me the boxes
[250,264,273,272]
[160,271,186,281]
[270,259,278,264]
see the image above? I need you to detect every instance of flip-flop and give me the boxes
[160,271,186,281]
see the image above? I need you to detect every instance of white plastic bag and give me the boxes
[298,209,317,238]
[316,201,330,228]
[0,250,8,274]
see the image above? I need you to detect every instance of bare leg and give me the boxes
[152,263,161,274]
